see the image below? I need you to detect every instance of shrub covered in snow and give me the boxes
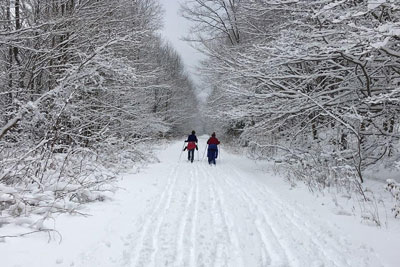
[386,179,400,218]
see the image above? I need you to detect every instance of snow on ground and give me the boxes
[1,136,399,267]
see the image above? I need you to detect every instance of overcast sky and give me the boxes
[158,0,206,92]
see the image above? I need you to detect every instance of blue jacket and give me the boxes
[186,134,198,143]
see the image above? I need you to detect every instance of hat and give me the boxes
[211,132,216,137]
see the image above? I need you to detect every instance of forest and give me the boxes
[0,0,198,226]
[1,0,399,229]
[182,0,400,221]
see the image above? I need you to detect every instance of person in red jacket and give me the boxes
[184,130,198,163]
[207,132,220,165]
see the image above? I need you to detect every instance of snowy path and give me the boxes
[1,137,397,267]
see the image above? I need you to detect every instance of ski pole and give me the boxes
[202,144,208,160]
[179,141,186,161]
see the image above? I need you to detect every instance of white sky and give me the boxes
[158,0,206,91]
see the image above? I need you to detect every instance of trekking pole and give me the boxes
[178,141,186,161]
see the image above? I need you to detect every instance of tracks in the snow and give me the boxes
[127,164,180,266]
[118,157,379,267]
[213,162,378,267]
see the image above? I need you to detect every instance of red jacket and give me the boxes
[207,137,220,145]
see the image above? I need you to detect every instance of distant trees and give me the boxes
[182,0,400,193]
[0,0,198,225]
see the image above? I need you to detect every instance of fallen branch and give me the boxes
[0,228,62,243]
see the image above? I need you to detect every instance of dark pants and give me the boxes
[188,149,195,162]
[207,148,217,165]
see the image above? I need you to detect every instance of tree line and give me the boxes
[0,0,198,226]
[182,0,400,217]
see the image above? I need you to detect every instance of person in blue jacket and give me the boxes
[184,130,198,163]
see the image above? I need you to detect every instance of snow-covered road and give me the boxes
[1,137,397,267]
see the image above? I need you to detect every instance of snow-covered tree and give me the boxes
[183,0,400,191]
[0,0,199,226]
